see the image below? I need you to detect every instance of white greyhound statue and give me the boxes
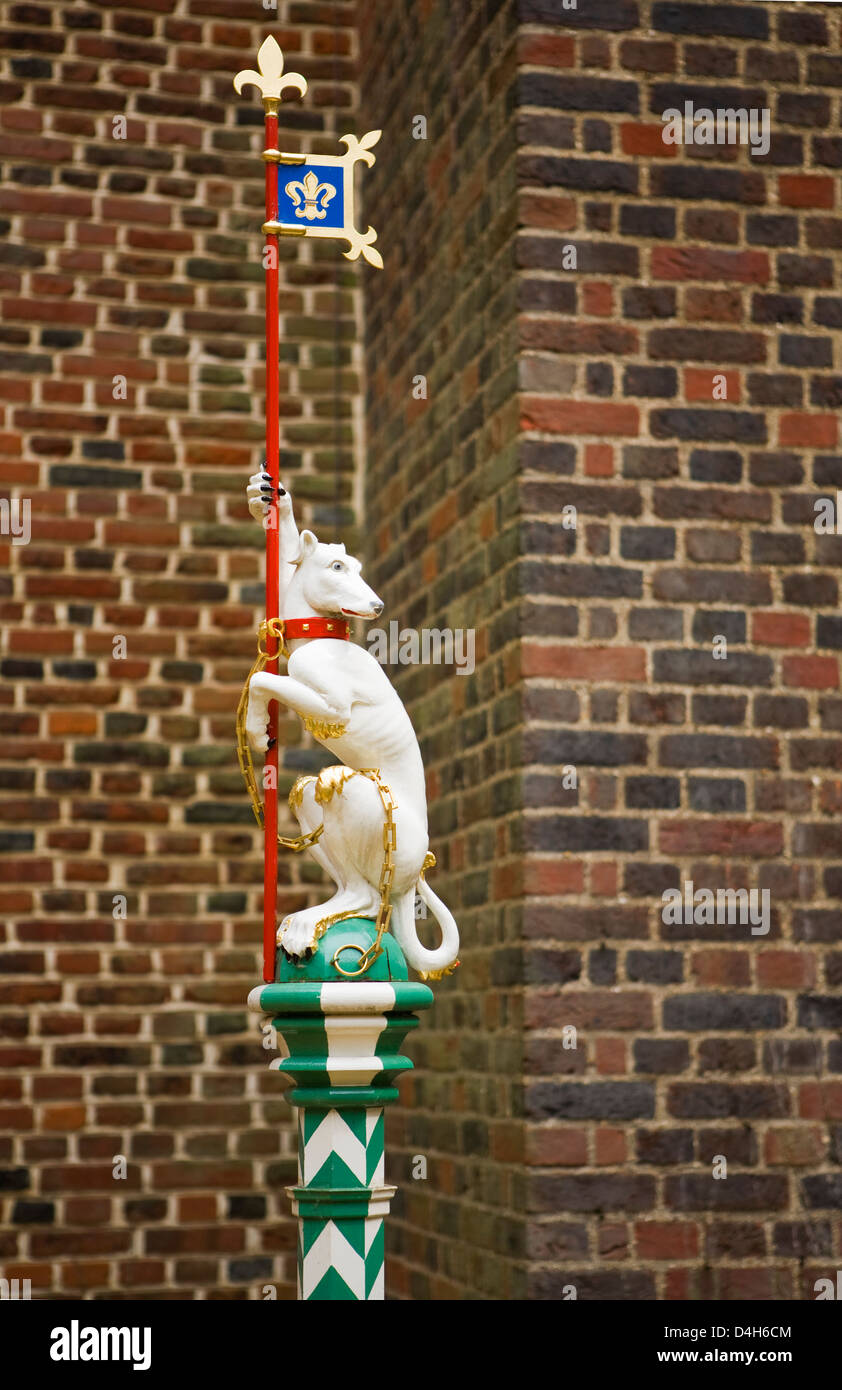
[245,470,460,979]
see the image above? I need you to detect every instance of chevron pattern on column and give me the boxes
[294,1107,391,1299]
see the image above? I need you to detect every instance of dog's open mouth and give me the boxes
[341,608,375,617]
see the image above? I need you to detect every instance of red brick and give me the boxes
[636,1222,700,1260]
[752,612,811,647]
[783,655,838,690]
[691,951,751,987]
[584,443,614,476]
[799,1085,842,1121]
[779,413,837,447]
[659,821,783,856]
[756,951,816,988]
[779,175,835,209]
[652,248,769,283]
[523,645,646,681]
[621,123,677,157]
[526,1126,587,1166]
[684,368,742,403]
[518,34,575,67]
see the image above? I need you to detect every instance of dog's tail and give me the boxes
[391,874,460,981]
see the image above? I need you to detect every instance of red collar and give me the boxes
[283,617,350,642]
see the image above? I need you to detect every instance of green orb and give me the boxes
[275,917,408,983]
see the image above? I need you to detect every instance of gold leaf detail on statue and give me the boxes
[288,774,316,814]
[314,765,357,806]
[305,716,347,742]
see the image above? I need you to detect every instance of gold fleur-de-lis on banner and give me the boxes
[234,36,307,106]
[286,170,336,221]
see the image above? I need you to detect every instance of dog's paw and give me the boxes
[246,470,270,521]
[277,913,317,960]
[247,470,293,522]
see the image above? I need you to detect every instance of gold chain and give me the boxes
[331,769,396,978]
[236,618,289,828]
[278,824,324,851]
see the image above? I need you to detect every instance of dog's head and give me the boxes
[294,530,384,620]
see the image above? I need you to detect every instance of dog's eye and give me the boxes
[331,561,344,572]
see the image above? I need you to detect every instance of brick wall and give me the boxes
[0,0,361,1299]
[3,0,842,1305]
[359,0,526,1299]
[360,0,842,1301]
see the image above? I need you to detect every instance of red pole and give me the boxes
[263,106,280,983]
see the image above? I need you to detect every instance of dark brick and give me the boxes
[689,449,742,484]
[691,695,747,726]
[626,950,683,984]
[660,735,776,770]
[797,996,842,1030]
[696,1043,756,1073]
[653,4,768,40]
[519,154,638,195]
[588,947,616,986]
[528,817,648,853]
[747,215,800,248]
[622,366,676,398]
[633,1039,689,1074]
[780,335,832,368]
[11,1200,54,1224]
[688,778,746,813]
[691,610,746,644]
[516,72,644,114]
[774,1222,833,1259]
[619,205,675,239]
[754,696,808,730]
[636,1129,693,1165]
[529,1175,655,1213]
[622,287,676,319]
[625,776,680,810]
[778,12,828,46]
[651,409,766,443]
[650,165,765,207]
[763,1040,822,1074]
[527,1083,654,1121]
[802,1176,842,1209]
[519,0,639,30]
[655,650,771,688]
[666,1174,787,1211]
[696,1128,757,1166]
[663,994,785,1031]
[620,526,675,559]
[667,1083,788,1118]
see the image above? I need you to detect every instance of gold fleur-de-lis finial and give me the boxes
[233,36,307,110]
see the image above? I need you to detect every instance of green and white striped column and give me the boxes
[248,919,433,1300]
[291,1107,389,1299]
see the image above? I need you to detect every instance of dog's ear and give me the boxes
[296,529,318,561]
